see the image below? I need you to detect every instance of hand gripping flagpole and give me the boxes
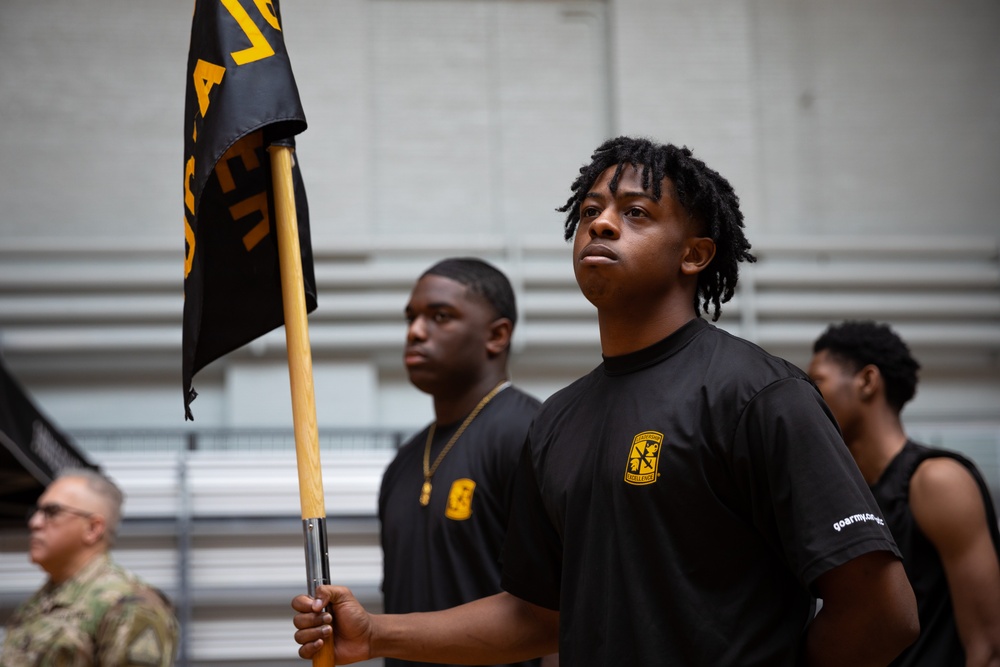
[270,143,335,667]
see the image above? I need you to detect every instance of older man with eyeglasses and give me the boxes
[2,469,178,666]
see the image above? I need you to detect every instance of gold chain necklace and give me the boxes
[420,380,510,506]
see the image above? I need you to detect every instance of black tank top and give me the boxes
[870,440,1000,667]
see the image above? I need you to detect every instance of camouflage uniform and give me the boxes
[1,554,178,667]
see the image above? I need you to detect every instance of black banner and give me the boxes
[0,356,94,527]
[182,0,316,419]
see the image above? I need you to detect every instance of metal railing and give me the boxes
[69,428,411,454]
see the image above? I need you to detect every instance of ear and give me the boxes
[680,237,717,276]
[82,515,107,546]
[485,318,513,358]
[857,364,882,402]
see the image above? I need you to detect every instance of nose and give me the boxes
[407,315,427,342]
[589,207,620,239]
[27,508,44,529]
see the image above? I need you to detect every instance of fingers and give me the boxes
[292,610,332,630]
[291,596,333,656]
[291,586,367,662]
[297,636,324,660]
[294,620,332,652]
[291,594,316,614]
[292,586,342,613]
[312,584,341,610]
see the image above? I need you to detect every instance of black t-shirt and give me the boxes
[502,318,900,666]
[871,440,1000,667]
[379,385,541,667]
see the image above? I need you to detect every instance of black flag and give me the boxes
[182,0,316,419]
[0,356,95,527]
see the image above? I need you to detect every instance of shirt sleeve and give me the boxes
[96,588,179,667]
[731,377,900,588]
[500,438,562,610]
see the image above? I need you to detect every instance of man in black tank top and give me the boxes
[810,320,1000,666]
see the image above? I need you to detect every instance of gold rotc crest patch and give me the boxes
[445,478,476,520]
[624,431,663,485]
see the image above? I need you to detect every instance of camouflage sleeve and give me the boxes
[2,596,98,667]
[95,587,179,667]
[1,631,95,667]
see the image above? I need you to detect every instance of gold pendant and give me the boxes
[420,480,432,506]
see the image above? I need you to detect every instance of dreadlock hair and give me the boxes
[423,257,518,330]
[813,320,921,414]
[557,136,756,321]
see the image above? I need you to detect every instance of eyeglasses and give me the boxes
[27,503,94,522]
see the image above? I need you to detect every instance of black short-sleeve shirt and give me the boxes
[501,318,899,666]
[380,386,541,667]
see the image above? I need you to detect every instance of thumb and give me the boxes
[312,585,338,611]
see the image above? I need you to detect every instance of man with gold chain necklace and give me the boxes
[377,257,550,667]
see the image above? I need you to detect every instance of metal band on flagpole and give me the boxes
[303,517,331,596]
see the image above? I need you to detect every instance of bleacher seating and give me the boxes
[1,234,997,359]
[1,234,998,665]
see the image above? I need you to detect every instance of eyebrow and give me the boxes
[405,301,458,314]
[616,190,660,202]
[582,189,659,203]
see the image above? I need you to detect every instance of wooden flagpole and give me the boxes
[269,143,335,667]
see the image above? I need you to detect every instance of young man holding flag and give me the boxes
[290,136,919,665]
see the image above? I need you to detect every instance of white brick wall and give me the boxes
[4,0,996,244]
